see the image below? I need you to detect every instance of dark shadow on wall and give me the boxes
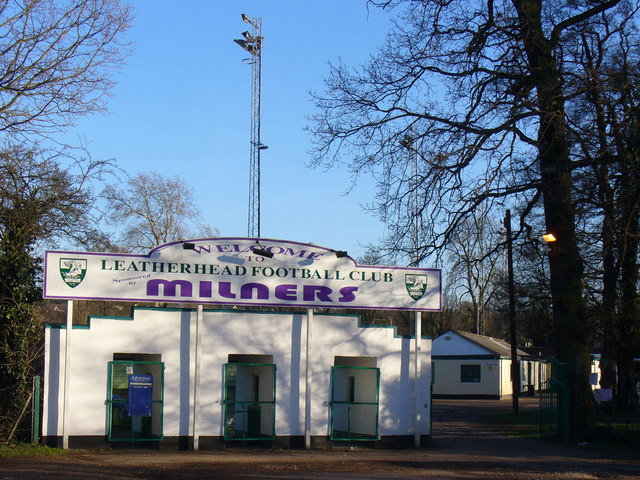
[287,315,302,434]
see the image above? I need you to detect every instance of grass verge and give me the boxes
[486,409,539,438]
[0,443,67,457]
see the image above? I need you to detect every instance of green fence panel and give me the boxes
[32,376,41,445]
[539,357,569,442]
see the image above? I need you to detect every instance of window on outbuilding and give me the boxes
[460,364,481,383]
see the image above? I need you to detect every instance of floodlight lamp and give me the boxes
[241,13,251,24]
[252,242,274,258]
[258,143,269,150]
[242,31,252,41]
[233,38,249,50]
[334,250,348,258]
[542,233,557,243]
[253,246,274,258]
[182,242,196,250]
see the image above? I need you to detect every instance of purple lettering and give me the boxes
[338,286,358,303]
[275,284,297,301]
[240,283,269,300]
[146,279,192,297]
[199,281,212,298]
[303,285,333,302]
[218,282,236,299]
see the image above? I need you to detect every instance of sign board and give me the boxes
[593,388,613,404]
[128,374,153,417]
[44,238,441,311]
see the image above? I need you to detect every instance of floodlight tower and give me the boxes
[234,14,267,238]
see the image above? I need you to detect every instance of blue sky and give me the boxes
[64,1,396,259]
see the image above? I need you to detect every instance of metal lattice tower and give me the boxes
[234,14,265,238]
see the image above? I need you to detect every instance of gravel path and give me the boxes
[1,397,638,479]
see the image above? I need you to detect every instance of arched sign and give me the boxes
[44,238,441,311]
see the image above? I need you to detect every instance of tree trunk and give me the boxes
[615,113,640,411]
[617,234,639,411]
[512,0,593,439]
[587,73,618,399]
[599,174,618,396]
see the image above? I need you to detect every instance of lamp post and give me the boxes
[234,14,266,238]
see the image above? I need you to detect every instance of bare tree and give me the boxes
[566,6,640,411]
[0,0,132,137]
[310,0,631,438]
[426,287,475,338]
[103,172,218,252]
[0,0,132,442]
[446,209,503,335]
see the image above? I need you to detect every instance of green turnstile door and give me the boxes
[106,360,164,442]
[223,363,276,441]
[330,366,380,441]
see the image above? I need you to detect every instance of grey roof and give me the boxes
[452,330,529,358]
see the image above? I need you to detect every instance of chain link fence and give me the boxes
[0,376,40,445]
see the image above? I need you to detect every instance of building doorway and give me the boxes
[330,356,380,441]
[223,354,276,441]
[106,353,164,443]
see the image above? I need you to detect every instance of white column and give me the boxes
[192,305,203,450]
[62,300,73,450]
[414,310,422,448]
[304,308,313,449]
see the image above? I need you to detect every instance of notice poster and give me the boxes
[128,374,153,417]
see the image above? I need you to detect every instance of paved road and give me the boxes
[427,397,639,479]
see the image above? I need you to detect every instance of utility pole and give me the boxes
[234,14,267,238]
[401,133,424,447]
[504,209,519,414]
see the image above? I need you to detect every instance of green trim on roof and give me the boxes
[45,304,432,339]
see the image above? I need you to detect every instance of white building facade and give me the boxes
[42,238,441,449]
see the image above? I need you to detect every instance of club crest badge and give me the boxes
[59,258,87,288]
[405,274,427,300]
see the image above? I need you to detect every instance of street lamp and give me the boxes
[543,233,557,254]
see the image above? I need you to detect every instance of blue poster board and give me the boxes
[128,374,153,417]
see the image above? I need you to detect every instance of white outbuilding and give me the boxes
[432,330,544,399]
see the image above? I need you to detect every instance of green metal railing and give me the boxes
[32,376,41,445]
[106,361,164,443]
[330,366,380,441]
[539,357,570,441]
[223,363,276,441]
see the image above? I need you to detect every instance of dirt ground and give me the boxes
[1,397,638,480]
